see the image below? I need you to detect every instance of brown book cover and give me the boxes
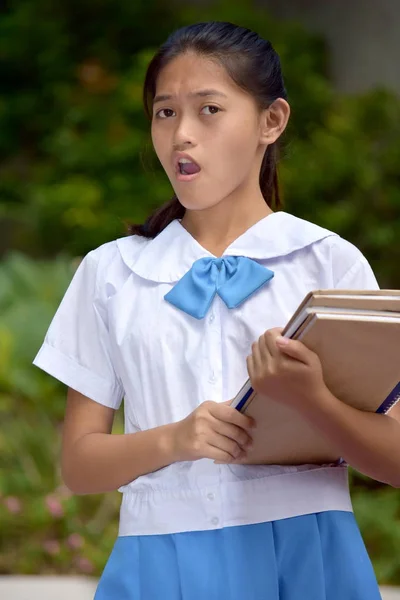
[232,291,400,465]
[283,289,400,338]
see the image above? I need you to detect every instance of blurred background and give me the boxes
[1,0,400,588]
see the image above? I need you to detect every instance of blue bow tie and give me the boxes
[164,256,274,319]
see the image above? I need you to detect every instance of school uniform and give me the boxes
[33,211,382,599]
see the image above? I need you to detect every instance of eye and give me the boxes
[201,105,220,115]
[154,105,221,119]
[155,108,175,119]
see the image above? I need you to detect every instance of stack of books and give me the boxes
[231,290,400,465]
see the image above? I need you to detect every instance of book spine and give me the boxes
[235,382,400,414]
[376,381,400,414]
[236,385,254,412]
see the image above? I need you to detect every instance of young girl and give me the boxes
[33,21,400,600]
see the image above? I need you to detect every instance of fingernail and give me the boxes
[276,335,289,345]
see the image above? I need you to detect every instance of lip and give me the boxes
[173,152,201,181]
[175,170,201,182]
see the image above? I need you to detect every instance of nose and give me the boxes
[173,115,197,149]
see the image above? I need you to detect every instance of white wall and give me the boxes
[261,0,400,94]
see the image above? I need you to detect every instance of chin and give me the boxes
[175,190,223,212]
[177,198,221,212]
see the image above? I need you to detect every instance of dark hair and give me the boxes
[130,21,288,238]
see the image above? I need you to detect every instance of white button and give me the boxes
[207,492,215,501]
[210,371,216,383]
[211,517,219,525]
[209,313,215,322]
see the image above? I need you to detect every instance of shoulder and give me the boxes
[76,234,151,295]
[294,217,378,289]
[277,213,378,289]
[326,235,379,288]
[86,234,149,268]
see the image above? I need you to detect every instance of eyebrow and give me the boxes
[153,89,228,105]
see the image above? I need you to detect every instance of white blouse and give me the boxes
[33,211,379,536]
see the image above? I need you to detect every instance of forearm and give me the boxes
[303,388,400,487]
[62,423,180,495]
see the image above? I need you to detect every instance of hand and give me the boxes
[172,400,255,463]
[246,327,327,414]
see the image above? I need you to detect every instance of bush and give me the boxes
[1,0,399,288]
[0,253,123,575]
[1,252,400,582]
[1,0,400,581]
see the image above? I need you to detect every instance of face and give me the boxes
[151,52,288,212]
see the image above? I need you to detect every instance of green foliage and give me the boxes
[1,0,399,289]
[0,0,178,257]
[1,253,400,582]
[1,0,400,581]
[351,478,400,584]
[0,253,123,575]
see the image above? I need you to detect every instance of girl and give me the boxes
[33,21,400,600]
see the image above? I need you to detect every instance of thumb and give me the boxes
[275,335,310,364]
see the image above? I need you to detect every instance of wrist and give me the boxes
[301,385,339,423]
[158,421,183,464]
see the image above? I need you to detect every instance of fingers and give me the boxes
[262,330,281,358]
[213,419,253,450]
[200,402,254,463]
[206,431,248,461]
[276,336,314,365]
[248,328,287,377]
[246,352,256,383]
[247,335,271,387]
[209,402,255,431]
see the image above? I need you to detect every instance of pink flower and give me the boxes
[76,557,94,573]
[67,533,84,550]
[43,540,61,555]
[45,495,64,518]
[4,496,22,514]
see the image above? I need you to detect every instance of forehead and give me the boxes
[155,52,240,97]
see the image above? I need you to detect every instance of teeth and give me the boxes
[178,158,193,164]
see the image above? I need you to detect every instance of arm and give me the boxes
[248,329,400,488]
[62,388,254,495]
[61,388,180,494]
[300,389,400,488]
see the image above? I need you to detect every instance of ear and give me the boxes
[259,98,290,145]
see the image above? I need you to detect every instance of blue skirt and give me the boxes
[94,511,381,600]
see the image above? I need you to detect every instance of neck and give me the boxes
[180,194,273,257]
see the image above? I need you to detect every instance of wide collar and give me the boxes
[116,211,337,283]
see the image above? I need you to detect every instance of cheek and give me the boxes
[215,123,257,171]
[151,127,167,162]
[218,144,254,183]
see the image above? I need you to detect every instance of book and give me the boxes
[230,290,400,465]
[284,289,400,339]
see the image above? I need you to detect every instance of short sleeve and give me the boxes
[331,238,380,291]
[33,247,124,409]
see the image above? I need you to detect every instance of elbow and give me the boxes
[385,463,400,488]
[61,475,92,496]
[61,461,91,496]
[61,471,85,495]
[61,459,112,495]
[388,477,400,489]
[375,467,400,489]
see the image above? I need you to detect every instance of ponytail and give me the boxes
[260,142,283,212]
[129,141,283,238]
[128,196,185,238]
[130,22,287,238]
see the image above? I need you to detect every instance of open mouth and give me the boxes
[178,161,201,176]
